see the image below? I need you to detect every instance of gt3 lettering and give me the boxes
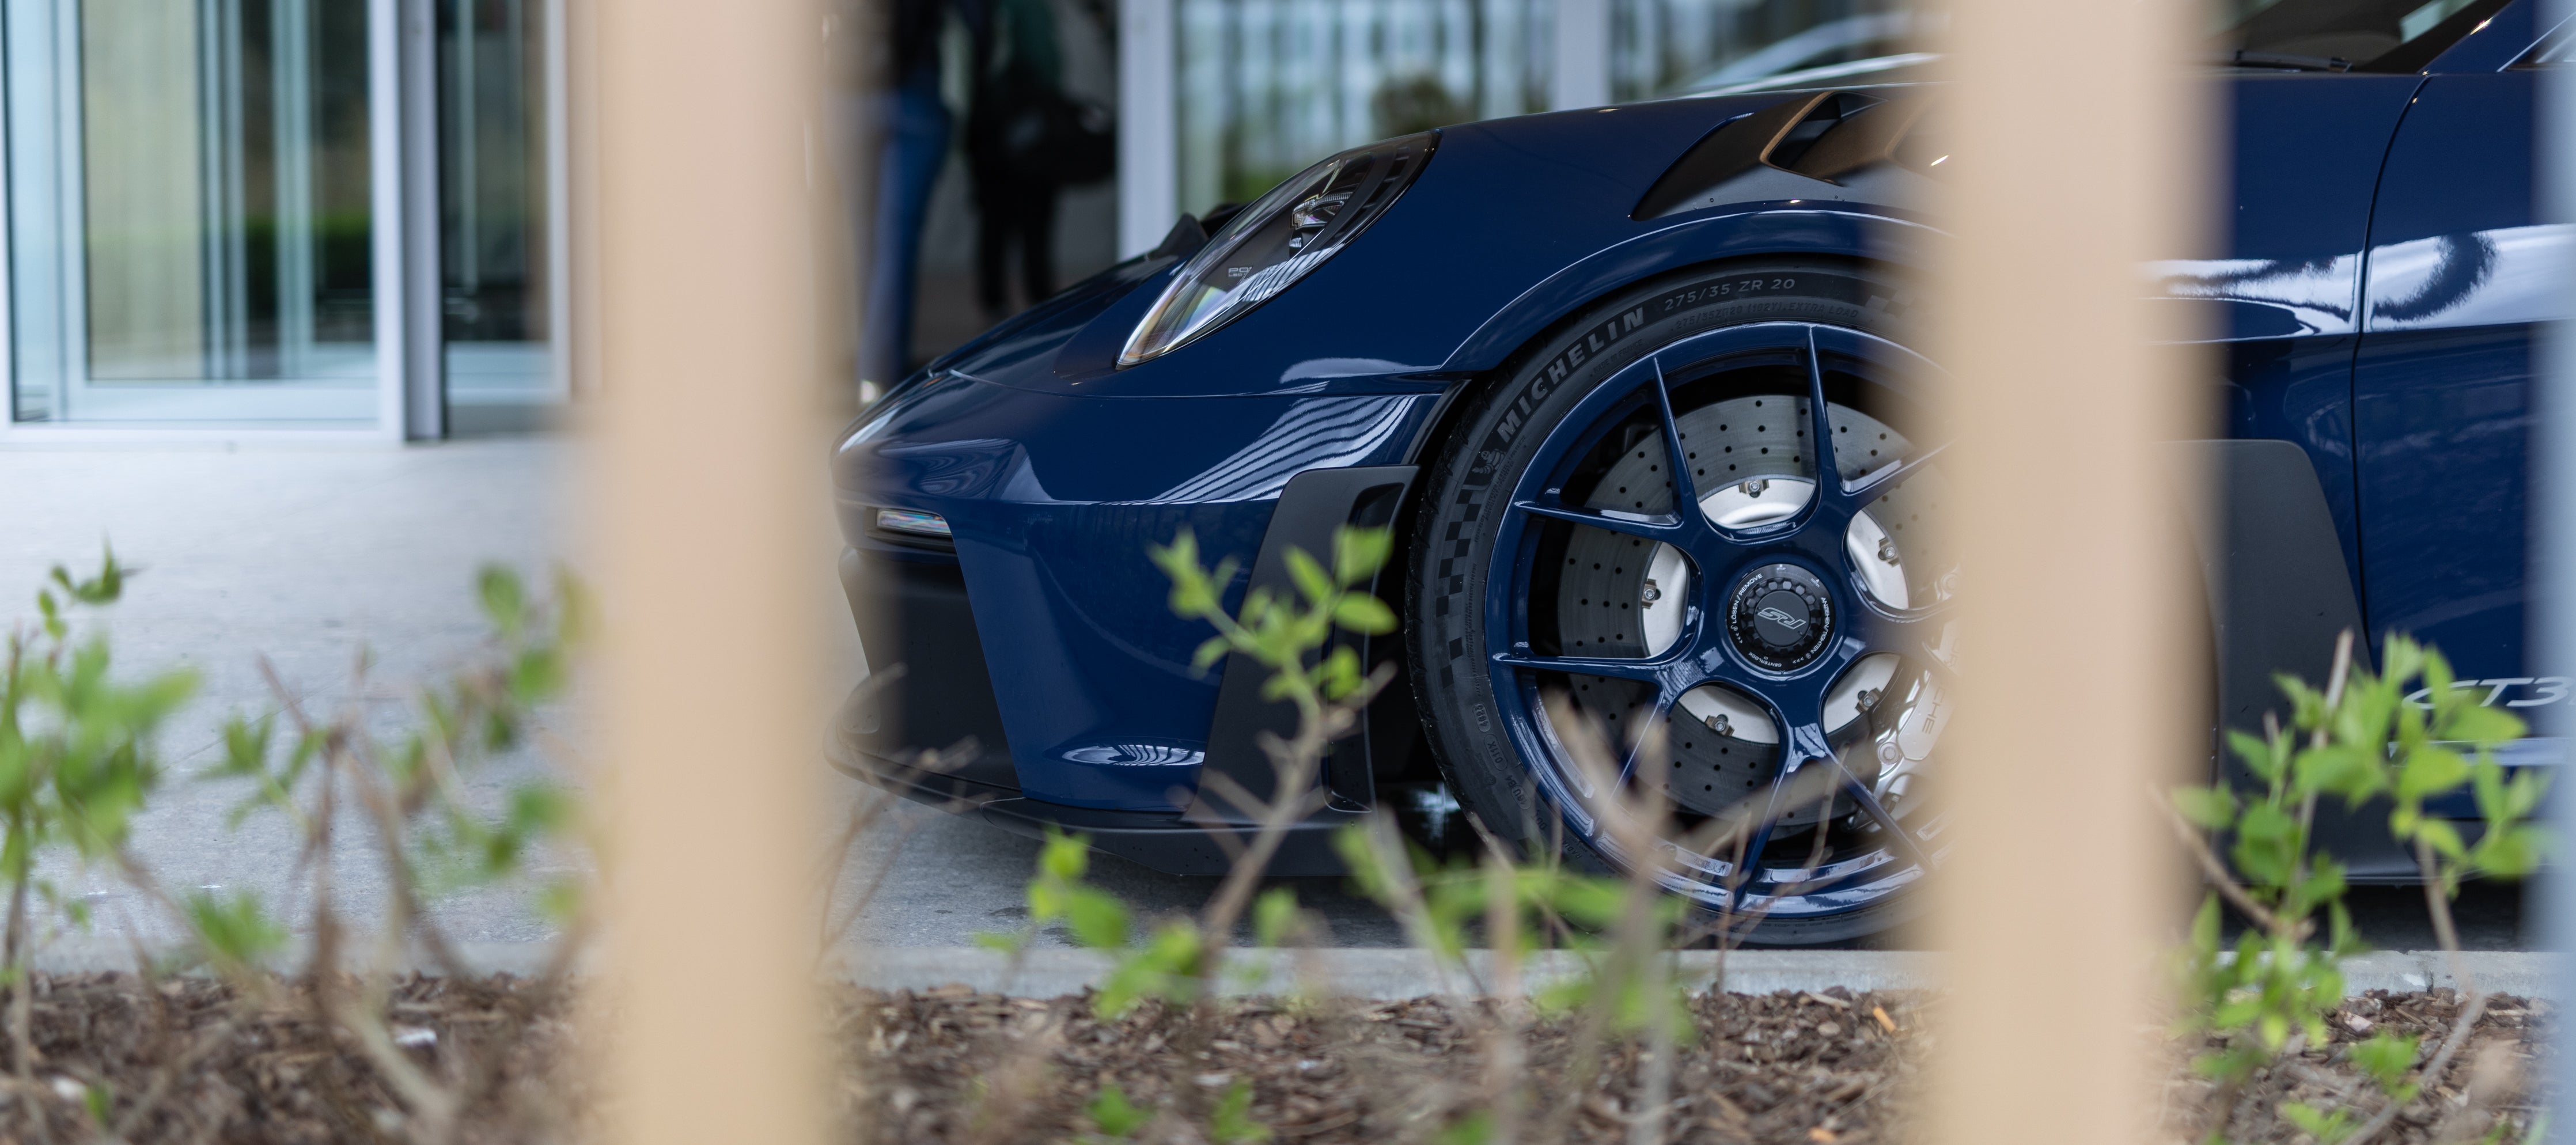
[2400,676,2573,708]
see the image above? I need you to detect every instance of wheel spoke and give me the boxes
[1510,498,1688,544]
[1484,321,1946,928]
[1721,713,1832,908]
[1648,357,1702,511]
[1612,686,1683,788]
[1827,751,1937,873]
[1725,767,1797,911]
[1490,646,1673,685]
[1803,327,1841,495]
[1844,441,1952,511]
[1857,606,1960,683]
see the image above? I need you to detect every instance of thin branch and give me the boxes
[107,1018,236,1141]
[2416,836,2475,994]
[2346,792,2488,1145]
[338,736,475,980]
[2158,794,2297,938]
[1479,842,1526,1145]
[1194,665,1393,956]
[333,994,460,1139]
[2343,988,2490,1145]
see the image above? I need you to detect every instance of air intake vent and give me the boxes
[1631,91,1937,221]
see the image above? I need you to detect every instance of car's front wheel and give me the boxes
[1407,260,1953,945]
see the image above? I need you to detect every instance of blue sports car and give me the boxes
[831,0,2569,943]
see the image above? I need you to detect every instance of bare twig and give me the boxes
[815,739,976,961]
[107,1018,236,1141]
[2159,794,2298,938]
[2416,835,2475,995]
[1479,844,1526,1145]
[2342,829,2494,1145]
[1355,810,1479,997]
[1195,665,1392,957]
[2344,988,2490,1145]
[342,735,476,980]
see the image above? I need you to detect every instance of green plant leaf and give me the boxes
[1086,1085,1151,1138]
[509,647,565,704]
[2506,767,2547,820]
[2170,785,2237,830]
[2382,636,2425,693]
[2231,802,2300,888]
[476,565,526,639]
[2279,673,2329,734]
[1040,829,1090,882]
[1210,1078,1272,1144]
[1332,527,1392,587]
[1065,888,1131,949]
[2350,1029,2420,1094]
[2295,744,2386,805]
[2231,727,2289,783]
[1192,636,1233,675]
[2188,893,2221,953]
[216,715,274,779]
[1317,646,1362,700]
[1284,548,1334,607]
[2414,816,2467,861]
[2473,823,2550,878]
[1432,1110,1494,1145]
[2396,745,2472,802]
[1252,886,1299,948]
[2444,703,2526,746]
[185,888,285,970]
[1331,594,1396,635]
[2281,1100,2358,1143]
[2287,855,2347,916]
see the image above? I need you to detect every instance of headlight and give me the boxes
[1119,132,1437,366]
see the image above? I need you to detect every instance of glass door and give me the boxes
[437,0,560,431]
[5,0,397,427]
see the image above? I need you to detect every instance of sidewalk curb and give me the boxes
[822,949,2562,1000]
[28,941,2548,1000]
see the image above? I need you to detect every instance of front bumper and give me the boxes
[829,450,1429,877]
[829,545,1366,875]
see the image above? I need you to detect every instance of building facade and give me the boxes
[0,0,560,440]
[0,0,1887,439]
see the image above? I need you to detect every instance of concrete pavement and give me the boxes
[0,437,1410,956]
[0,437,2532,958]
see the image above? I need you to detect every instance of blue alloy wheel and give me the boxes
[1410,260,1951,945]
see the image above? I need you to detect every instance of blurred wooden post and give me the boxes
[590,1,835,1143]
[1926,0,2204,1141]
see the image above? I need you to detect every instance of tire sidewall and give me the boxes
[1407,259,1920,944]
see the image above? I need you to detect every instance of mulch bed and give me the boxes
[845,986,2549,1144]
[2172,989,2550,1145]
[0,971,578,1144]
[0,973,2537,1143]
[848,985,1923,1144]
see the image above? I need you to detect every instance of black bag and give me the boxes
[971,63,1115,188]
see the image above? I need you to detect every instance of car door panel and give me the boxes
[2355,70,2558,687]
[2194,75,2423,586]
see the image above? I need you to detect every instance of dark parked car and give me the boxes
[830,0,2569,943]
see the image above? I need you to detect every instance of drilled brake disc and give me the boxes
[1554,393,1954,822]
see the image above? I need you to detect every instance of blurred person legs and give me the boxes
[859,69,950,390]
[973,175,1058,319]
[964,0,1079,320]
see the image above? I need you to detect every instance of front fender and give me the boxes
[1441,206,1944,373]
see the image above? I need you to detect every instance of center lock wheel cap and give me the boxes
[1726,563,1835,672]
